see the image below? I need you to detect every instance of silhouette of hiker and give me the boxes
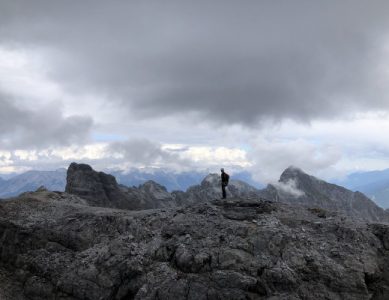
[221,168,230,199]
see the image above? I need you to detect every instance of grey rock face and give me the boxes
[0,269,27,300]
[138,180,172,201]
[65,162,176,210]
[260,166,389,222]
[66,162,130,208]
[1,191,389,299]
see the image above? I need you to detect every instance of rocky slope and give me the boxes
[1,189,389,299]
[259,167,389,222]
[65,163,177,210]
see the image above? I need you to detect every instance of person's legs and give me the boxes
[222,184,226,199]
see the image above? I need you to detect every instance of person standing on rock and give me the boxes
[221,168,230,199]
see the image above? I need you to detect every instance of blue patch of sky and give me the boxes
[239,144,252,152]
[92,133,126,142]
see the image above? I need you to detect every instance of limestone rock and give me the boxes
[65,162,176,210]
[35,185,48,193]
[1,192,389,299]
[259,166,389,222]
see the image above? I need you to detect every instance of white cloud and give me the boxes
[0,140,253,175]
[0,151,12,166]
[0,46,62,107]
[51,144,107,161]
[246,136,342,183]
[272,179,305,198]
[177,146,251,169]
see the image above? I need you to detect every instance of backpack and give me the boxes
[224,173,230,185]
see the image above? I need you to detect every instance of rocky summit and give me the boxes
[1,186,389,299]
[2,163,389,299]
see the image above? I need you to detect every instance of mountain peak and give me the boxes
[139,180,168,193]
[262,166,389,222]
[279,166,306,182]
[201,173,220,186]
[68,162,93,173]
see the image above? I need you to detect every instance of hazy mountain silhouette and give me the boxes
[334,169,389,209]
[0,169,67,198]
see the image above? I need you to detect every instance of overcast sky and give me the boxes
[1,0,389,183]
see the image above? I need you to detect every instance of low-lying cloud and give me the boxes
[247,138,342,183]
[272,179,305,198]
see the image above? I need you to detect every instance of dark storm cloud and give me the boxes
[1,1,389,125]
[0,95,93,149]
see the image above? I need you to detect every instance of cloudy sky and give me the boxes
[1,0,389,183]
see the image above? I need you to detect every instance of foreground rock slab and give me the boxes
[1,191,389,299]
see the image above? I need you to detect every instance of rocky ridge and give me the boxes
[259,167,389,222]
[64,163,389,222]
[65,163,177,210]
[1,189,389,299]
[65,164,261,211]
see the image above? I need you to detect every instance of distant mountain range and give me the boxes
[65,163,389,222]
[333,169,389,209]
[112,169,262,191]
[111,169,207,191]
[0,169,67,199]
[0,168,262,199]
[2,165,389,211]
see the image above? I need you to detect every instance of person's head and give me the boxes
[221,168,224,173]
